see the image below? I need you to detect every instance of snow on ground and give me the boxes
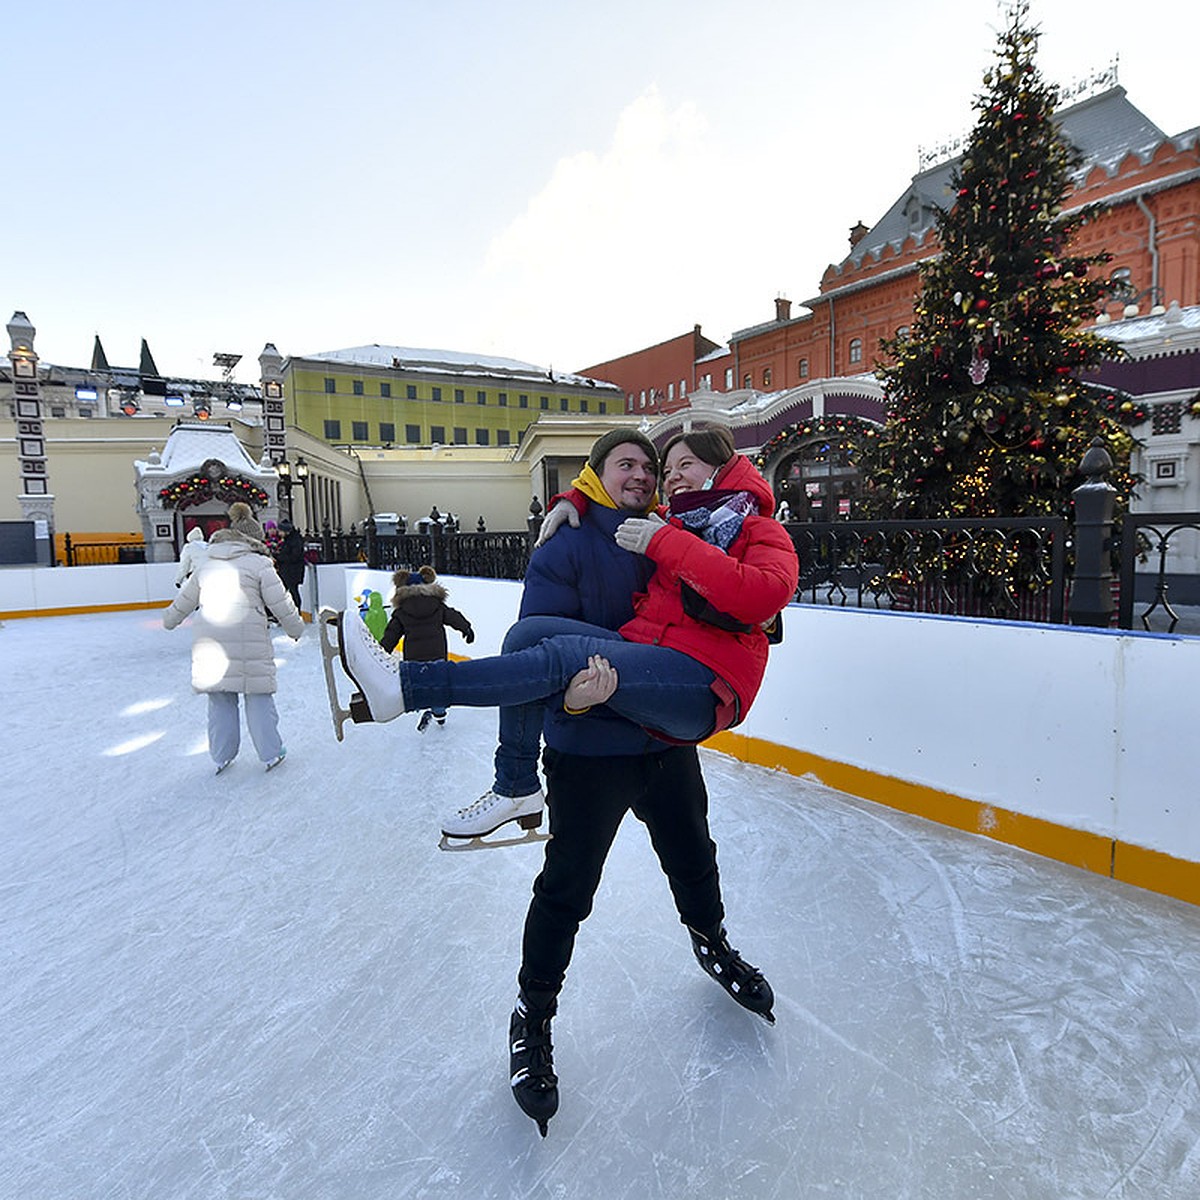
[3,609,1200,1199]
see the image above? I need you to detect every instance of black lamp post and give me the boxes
[276,456,309,525]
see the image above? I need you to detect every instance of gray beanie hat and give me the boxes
[227,501,266,542]
[587,428,659,476]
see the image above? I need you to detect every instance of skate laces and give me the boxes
[457,790,503,819]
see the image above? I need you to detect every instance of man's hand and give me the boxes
[563,654,618,712]
[535,499,580,547]
[614,511,666,555]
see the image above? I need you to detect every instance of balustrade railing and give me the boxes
[786,518,1068,623]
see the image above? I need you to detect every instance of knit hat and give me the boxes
[227,501,266,542]
[587,429,659,477]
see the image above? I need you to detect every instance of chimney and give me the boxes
[774,297,792,323]
[849,221,869,248]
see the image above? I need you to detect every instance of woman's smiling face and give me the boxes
[663,443,718,497]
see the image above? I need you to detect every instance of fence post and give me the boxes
[1068,437,1116,628]
[364,515,377,569]
[527,496,544,548]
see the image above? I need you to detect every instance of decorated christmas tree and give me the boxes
[866,2,1140,520]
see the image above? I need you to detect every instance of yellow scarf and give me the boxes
[570,463,658,514]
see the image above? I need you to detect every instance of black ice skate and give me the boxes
[509,986,559,1137]
[689,926,776,1025]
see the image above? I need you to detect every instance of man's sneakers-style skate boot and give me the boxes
[439,789,547,851]
[509,984,559,1137]
[689,925,776,1025]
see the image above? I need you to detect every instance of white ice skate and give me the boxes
[318,607,407,741]
[439,788,548,852]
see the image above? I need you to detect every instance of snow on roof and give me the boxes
[1092,302,1200,344]
[298,344,616,390]
[135,421,272,479]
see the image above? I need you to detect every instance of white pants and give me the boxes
[206,692,283,765]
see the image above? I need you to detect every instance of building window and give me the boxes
[431,424,445,443]
[640,390,646,406]
[700,373,711,390]
[380,382,391,398]
[352,380,364,396]
[1110,266,1134,300]
[519,394,529,408]
[406,384,417,400]
[50,405,66,417]
[432,387,442,402]
[498,392,508,407]
[598,402,606,415]
[380,422,395,443]
[406,424,421,443]
[762,368,772,388]
[324,419,341,439]
[1152,402,1183,436]
[497,429,511,446]
[455,388,465,403]
[724,368,733,389]
[849,338,863,365]
[680,379,687,397]
[559,398,568,412]
[540,396,550,410]
[895,327,911,341]
[352,421,368,441]
[453,426,467,444]
[799,358,809,378]
[668,382,675,401]
[475,428,489,445]
[743,374,752,389]
[477,390,487,404]
[324,378,336,394]
[580,399,588,413]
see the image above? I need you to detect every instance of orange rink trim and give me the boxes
[705,730,1200,909]
[1,602,313,621]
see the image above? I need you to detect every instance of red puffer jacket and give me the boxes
[619,454,798,727]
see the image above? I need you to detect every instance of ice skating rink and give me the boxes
[4,609,1200,1199]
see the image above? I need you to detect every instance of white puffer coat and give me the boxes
[163,533,304,693]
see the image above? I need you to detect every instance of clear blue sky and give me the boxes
[7,0,1196,382]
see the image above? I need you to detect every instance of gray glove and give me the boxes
[535,498,580,547]
[614,511,667,555]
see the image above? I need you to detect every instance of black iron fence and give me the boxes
[788,518,1068,623]
[55,502,1200,633]
[1117,512,1200,632]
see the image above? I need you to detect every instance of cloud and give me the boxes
[477,88,722,366]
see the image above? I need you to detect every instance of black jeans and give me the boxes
[519,745,725,996]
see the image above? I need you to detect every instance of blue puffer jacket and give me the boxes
[519,503,664,756]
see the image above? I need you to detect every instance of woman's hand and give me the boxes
[563,654,618,713]
[614,511,666,555]
[535,499,581,547]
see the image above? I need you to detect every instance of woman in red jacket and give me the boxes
[326,425,798,744]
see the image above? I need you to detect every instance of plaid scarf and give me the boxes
[671,489,759,551]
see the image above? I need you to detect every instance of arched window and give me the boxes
[798,358,809,379]
[762,367,772,388]
[848,338,863,365]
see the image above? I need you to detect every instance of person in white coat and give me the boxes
[163,502,305,774]
[174,525,209,587]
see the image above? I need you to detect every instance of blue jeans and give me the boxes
[398,616,718,790]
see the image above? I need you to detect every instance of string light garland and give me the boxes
[158,474,270,510]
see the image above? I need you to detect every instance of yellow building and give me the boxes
[283,345,622,450]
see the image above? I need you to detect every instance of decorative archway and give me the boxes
[756,414,882,520]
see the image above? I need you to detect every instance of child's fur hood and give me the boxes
[390,564,446,605]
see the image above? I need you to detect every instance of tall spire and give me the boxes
[138,338,160,377]
[90,335,109,372]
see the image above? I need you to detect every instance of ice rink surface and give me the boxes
[4,609,1200,1199]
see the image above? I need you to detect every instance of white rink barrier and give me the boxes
[5,563,1198,905]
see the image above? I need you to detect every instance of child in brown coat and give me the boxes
[380,565,475,731]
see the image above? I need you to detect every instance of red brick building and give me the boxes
[731,86,1199,395]
[577,325,722,416]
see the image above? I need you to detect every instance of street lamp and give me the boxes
[276,456,309,525]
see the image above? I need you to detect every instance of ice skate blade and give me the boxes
[318,607,368,741]
[438,826,550,853]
